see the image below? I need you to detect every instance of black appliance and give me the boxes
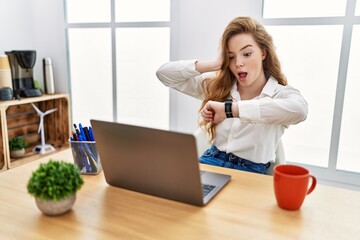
[5,50,42,98]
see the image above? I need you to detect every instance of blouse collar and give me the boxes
[230,76,279,100]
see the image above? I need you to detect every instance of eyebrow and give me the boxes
[240,44,253,51]
[229,44,253,54]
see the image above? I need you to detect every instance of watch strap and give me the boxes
[225,99,233,118]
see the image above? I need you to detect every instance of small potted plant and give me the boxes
[9,136,28,158]
[27,159,84,216]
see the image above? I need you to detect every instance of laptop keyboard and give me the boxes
[202,184,216,197]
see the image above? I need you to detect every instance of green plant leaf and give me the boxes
[9,137,28,151]
[27,160,84,201]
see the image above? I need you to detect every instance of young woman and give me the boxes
[156,16,308,174]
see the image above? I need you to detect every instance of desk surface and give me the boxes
[0,149,359,240]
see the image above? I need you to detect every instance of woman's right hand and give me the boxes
[200,100,226,124]
[195,40,223,73]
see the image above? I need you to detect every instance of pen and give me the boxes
[88,126,95,141]
[73,124,81,139]
[83,144,99,172]
[72,131,78,141]
[79,142,91,172]
[83,127,91,141]
[78,123,87,141]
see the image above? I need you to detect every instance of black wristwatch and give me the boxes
[225,99,233,118]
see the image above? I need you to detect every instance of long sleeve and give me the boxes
[237,81,308,126]
[156,60,215,100]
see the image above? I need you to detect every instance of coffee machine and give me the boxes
[5,50,42,99]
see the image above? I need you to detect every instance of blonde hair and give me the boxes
[199,16,287,141]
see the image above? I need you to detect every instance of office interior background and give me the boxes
[0,0,359,190]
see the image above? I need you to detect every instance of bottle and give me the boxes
[43,57,55,94]
[0,55,13,90]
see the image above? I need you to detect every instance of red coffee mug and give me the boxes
[273,164,317,211]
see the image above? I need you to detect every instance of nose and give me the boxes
[235,57,244,68]
[236,62,244,68]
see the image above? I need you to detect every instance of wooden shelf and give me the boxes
[0,94,71,170]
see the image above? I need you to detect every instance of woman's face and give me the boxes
[227,33,266,89]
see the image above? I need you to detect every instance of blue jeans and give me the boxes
[199,145,270,175]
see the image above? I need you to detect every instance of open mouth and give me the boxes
[238,72,247,80]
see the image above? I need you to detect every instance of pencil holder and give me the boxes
[70,141,102,175]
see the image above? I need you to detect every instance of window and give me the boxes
[67,0,110,23]
[262,0,360,188]
[115,0,170,22]
[67,28,113,125]
[65,0,170,129]
[263,0,347,18]
[115,28,170,129]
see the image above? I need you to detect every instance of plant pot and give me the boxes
[35,195,76,216]
[10,148,25,158]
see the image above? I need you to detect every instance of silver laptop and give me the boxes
[91,119,231,206]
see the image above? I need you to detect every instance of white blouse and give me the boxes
[156,60,308,164]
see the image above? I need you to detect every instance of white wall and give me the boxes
[0,1,33,49]
[171,0,260,133]
[0,0,68,93]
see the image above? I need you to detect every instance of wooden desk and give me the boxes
[0,149,359,239]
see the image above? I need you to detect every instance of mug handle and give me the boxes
[306,175,317,195]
